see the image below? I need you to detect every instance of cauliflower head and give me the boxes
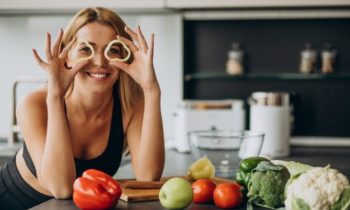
[285,166,349,210]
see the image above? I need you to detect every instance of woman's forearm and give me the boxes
[40,94,76,198]
[134,88,165,181]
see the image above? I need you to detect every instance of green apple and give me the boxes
[159,177,193,209]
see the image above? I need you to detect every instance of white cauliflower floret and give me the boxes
[285,166,349,210]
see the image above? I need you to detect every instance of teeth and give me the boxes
[89,73,107,78]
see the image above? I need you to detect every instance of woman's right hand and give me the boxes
[32,29,87,98]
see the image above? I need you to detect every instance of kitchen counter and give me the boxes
[30,147,350,210]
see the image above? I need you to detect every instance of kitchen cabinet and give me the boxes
[0,0,165,14]
[166,0,350,9]
[2,0,350,14]
[185,73,350,81]
[183,10,350,137]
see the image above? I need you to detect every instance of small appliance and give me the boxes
[249,92,291,158]
[173,100,245,152]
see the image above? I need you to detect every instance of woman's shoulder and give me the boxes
[16,87,48,117]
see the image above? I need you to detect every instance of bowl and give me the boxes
[188,130,265,178]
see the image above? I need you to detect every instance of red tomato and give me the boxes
[192,179,217,203]
[213,182,243,209]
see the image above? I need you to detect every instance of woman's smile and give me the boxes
[86,71,111,80]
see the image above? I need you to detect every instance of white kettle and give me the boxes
[249,92,291,158]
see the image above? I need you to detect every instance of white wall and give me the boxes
[0,12,182,142]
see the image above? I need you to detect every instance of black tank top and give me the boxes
[22,93,124,177]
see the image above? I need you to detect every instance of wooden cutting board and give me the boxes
[118,176,235,202]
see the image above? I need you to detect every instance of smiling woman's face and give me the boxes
[72,22,121,94]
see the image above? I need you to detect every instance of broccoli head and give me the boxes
[247,161,290,208]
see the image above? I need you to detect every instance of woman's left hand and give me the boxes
[110,26,159,93]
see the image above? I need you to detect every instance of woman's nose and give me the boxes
[92,51,107,68]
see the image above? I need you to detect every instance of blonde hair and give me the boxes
[61,7,142,113]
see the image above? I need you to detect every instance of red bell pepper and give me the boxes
[73,169,122,210]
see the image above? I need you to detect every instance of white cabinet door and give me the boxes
[121,13,183,143]
[0,0,165,13]
[166,0,350,8]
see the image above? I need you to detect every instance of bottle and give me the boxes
[321,43,337,74]
[300,43,317,74]
[226,43,244,75]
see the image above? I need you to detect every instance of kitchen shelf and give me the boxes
[184,72,350,81]
[167,0,350,9]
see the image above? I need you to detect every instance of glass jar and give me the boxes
[321,43,337,74]
[226,43,244,75]
[299,43,317,74]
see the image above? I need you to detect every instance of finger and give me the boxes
[32,49,48,70]
[52,29,63,57]
[125,26,140,49]
[59,37,77,59]
[136,25,148,53]
[70,59,88,75]
[64,62,72,70]
[110,60,130,72]
[117,35,138,53]
[45,32,52,60]
[148,33,154,59]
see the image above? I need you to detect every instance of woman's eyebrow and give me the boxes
[78,41,122,50]
[79,42,113,48]
[77,42,95,47]
[88,42,96,46]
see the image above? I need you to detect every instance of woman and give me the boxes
[0,7,165,209]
